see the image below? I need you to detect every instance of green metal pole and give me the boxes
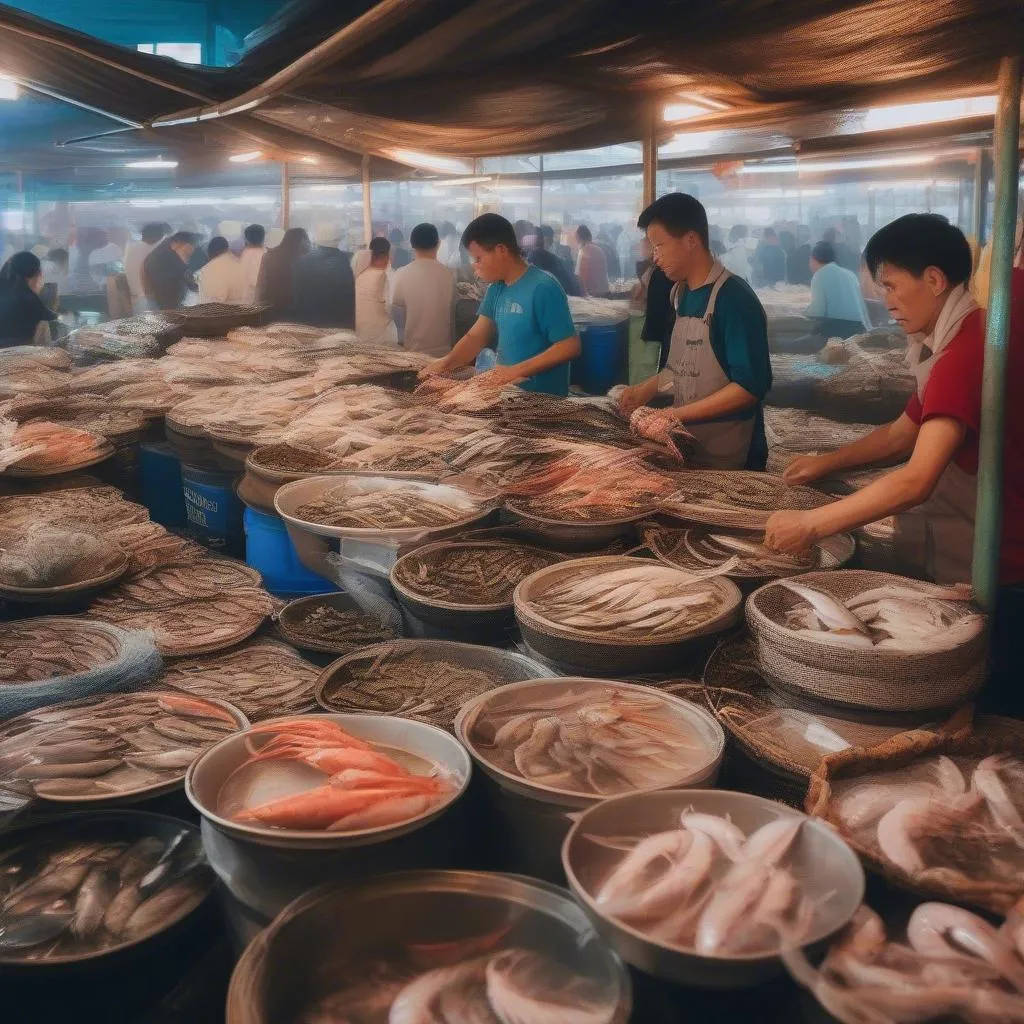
[972,56,1021,610]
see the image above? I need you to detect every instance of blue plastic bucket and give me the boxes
[181,464,244,557]
[139,442,186,528]
[577,322,627,395]
[243,506,336,597]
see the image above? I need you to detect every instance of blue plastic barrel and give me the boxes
[243,506,336,597]
[576,322,627,395]
[138,442,186,528]
[181,464,244,557]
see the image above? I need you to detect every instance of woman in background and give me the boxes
[257,227,310,318]
[0,251,57,347]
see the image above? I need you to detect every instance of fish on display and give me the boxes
[468,685,714,796]
[284,601,397,654]
[526,561,728,639]
[776,578,984,652]
[0,691,243,805]
[643,523,817,578]
[221,718,455,832]
[0,828,210,960]
[588,811,815,956]
[294,484,479,531]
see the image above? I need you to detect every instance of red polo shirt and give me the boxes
[904,269,1024,585]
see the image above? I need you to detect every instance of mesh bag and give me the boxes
[276,592,401,655]
[806,709,1024,912]
[0,617,161,718]
[0,524,128,597]
[161,637,320,722]
[746,571,987,714]
[660,470,832,530]
[315,639,548,730]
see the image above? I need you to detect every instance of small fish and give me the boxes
[776,579,871,636]
[122,879,206,941]
[71,866,119,938]
[102,883,143,937]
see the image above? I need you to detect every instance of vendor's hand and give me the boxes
[617,384,648,419]
[418,358,450,380]
[764,510,818,555]
[474,365,525,388]
[631,408,674,444]
[783,454,829,486]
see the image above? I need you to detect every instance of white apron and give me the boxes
[662,263,753,470]
[893,288,979,584]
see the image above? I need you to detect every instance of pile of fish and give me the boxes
[0,826,211,960]
[302,946,614,1024]
[0,617,125,684]
[0,524,123,589]
[0,418,110,475]
[643,523,816,578]
[69,359,167,395]
[469,685,710,795]
[281,600,397,653]
[294,483,476,530]
[393,541,559,607]
[0,487,149,534]
[415,374,512,414]
[88,560,275,657]
[785,902,1024,1024]
[0,345,72,371]
[525,561,730,639]
[777,579,985,652]
[319,648,501,730]
[248,443,347,476]
[161,638,320,722]
[441,429,567,489]
[661,471,831,530]
[505,447,677,521]
[0,691,243,804]
[833,753,1024,890]
[223,718,454,831]
[591,811,815,955]
[106,522,206,575]
[0,363,70,399]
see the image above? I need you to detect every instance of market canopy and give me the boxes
[0,0,1019,177]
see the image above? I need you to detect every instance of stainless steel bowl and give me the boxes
[562,788,864,988]
[186,712,472,850]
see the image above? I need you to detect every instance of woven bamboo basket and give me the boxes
[746,570,987,714]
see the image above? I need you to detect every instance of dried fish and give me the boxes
[0,418,110,475]
[0,524,124,589]
[0,691,243,804]
[393,541,560,607]
[295,483,476,530]
[106,523,205,575]
[0,487,150,535]
[0,826,211,960]
[280,601,397,654]
[0,618,124,684]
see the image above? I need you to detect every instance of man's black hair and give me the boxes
[244,224,265,246]
[369,236,391,258]
[207,236,230,260]
[637,193,710,249]
[461,213,520,257]
[410,223,439,251]
[811,241,836,265]
[864,214,972,286]
[539,225,555,244]
[168,231,198,247]
[576,224,593,244]
[141,222,166,245]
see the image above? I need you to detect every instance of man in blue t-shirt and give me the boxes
[418,213,580,396]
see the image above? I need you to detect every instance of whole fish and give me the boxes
[122,878,206,941]
[776,579,871,636]
[71,866,119,937]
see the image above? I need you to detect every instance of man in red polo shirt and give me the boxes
[764,214,1023,714]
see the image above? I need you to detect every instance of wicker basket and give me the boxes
[514,556,742,676]
[746,570,987,714]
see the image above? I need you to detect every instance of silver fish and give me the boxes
[777,579,871,636]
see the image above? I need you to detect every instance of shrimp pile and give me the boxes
[777,579,985,652]
[590,811,816,955]
[468,685,713,795]
[224,718,455,832]
[832,754,1024,893]
[785,903,1024,1024]
[525,561,728,638]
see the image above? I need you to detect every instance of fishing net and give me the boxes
[276,592,401,655]
[459,678,724,799]
[660,470,833,531]
[0,688,243,814]
[161,637,320,722]
[0,524,127,594]
[746,571,988,714]
[0,486,150,533]
[161,302,269,337]
[807,709,1024,912]
[315,639,548,730]
[818,465,903,497]
[641,522,854,580]
[763,409,876,477]
[0,617,161,718]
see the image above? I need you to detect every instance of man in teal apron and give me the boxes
[617,194,771,470]
[418,214,580,396]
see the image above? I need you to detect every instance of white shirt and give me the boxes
[197,252,245,305]
[124,240,159,311]
[721,243,752,282]
[388,257,455,356]
[238,247,264,305]
[355,265,398,345]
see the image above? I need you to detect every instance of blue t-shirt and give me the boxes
[478,265,577,396]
